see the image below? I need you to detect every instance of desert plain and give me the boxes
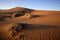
[0,7,60,40]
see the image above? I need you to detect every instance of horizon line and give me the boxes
[0,7,60,11]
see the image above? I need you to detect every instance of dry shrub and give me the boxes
[24,13,32,18]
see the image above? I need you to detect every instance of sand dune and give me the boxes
[0,7,60,40]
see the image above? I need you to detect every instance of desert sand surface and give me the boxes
[0,7,60,40]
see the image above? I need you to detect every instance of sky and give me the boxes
[0,0,60,10]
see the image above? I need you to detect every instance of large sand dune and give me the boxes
[0,7,60,40]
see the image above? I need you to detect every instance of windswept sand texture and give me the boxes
[0,7,60,40]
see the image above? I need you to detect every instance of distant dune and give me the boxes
[0,7,60,13]
[0,7,34,13]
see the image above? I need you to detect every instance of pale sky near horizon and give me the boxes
[0,0,60,10]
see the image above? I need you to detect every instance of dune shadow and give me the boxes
[0,18,5,21]
[17,23,57,30]
[0,23,57,37]
[31,15,42,18]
